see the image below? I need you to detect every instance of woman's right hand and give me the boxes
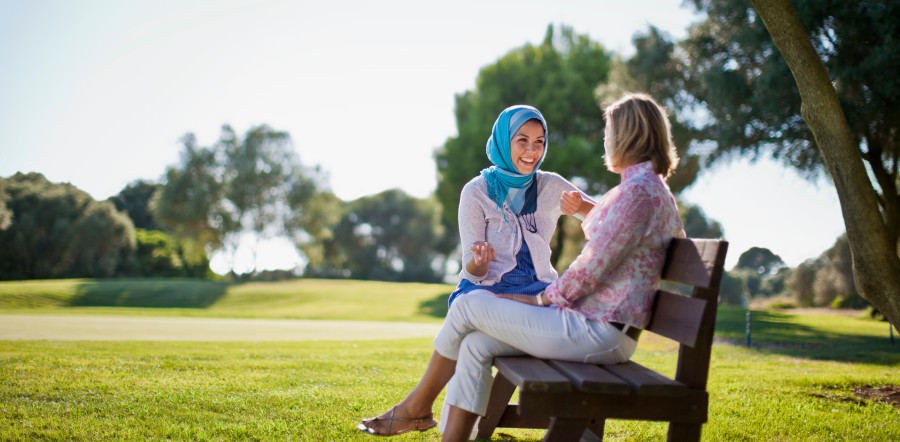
[561,190,583,215]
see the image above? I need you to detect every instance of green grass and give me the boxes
[1,279,899,440]
[0,278,453,322]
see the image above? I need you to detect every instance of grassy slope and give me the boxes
[0,278,454,322]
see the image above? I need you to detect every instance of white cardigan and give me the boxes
[457,170,587,285]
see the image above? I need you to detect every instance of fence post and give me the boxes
[745,310,752,348]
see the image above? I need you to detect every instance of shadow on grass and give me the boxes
[69,278,230,308]
[418,292,451,318]
[715,307,899,365]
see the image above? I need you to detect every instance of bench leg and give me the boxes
[578,419,605,441]
[667,422,701,442]
[476,372,516,439]
[543,418,590,442]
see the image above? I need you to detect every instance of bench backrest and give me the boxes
[644,238,728,390]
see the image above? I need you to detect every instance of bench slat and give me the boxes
[661,239,722,288]
[645,290,707,347]
[494,357,572,393]
[547,360,631,395]
[602,361,688,397]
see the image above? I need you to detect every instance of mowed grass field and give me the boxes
[1,278,899,441]
[0,278,453,322]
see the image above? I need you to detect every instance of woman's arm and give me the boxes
[458,181,492,281]
[561,190,595,218]
[545,185,653,307]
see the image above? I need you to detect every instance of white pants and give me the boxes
[433,291,637,423]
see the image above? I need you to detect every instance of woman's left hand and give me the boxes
[496,293,547,307]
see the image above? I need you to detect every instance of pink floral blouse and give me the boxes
[544,161,685,328]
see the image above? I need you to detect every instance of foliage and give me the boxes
[153,126,327,275]
[0,182,11,231]
[308,190,449,283]
[679,202,724,238]
[788,257,823,307]
[434,25,614,266]
[133,229,210,278]
[718,270,746,306]
[108,180,163,230]
[720,247,790,305]
[152,134,229,251]
[627,0,900,324]
[735,246,786,275]
[0,173,135,280]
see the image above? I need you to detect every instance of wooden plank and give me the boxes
[645,291,707,347]
[661,239,723,288]
[547,360,631,395]
[516,389,707,422]
[516,389,708,422]
[494,357,572,393]
[602,361,688,397]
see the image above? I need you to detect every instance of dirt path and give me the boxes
[0,314,441,341]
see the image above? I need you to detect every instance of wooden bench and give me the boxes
[476,238,728,442]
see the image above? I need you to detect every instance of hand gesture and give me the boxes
[560,190,583,216]
[470,241,496,266]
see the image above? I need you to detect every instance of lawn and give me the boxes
[1,278,898,441]
[0,278,453,322]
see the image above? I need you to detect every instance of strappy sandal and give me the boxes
[357,405,437,436]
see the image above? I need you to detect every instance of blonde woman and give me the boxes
[358,93,685,441]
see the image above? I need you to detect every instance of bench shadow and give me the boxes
[68,278,230,308]
[418,292,451,318]
[714,308,899,365]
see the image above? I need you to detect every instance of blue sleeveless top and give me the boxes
[448,240,550,307]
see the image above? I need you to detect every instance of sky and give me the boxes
[0,0,846,273]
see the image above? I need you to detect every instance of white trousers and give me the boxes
[433,291,637,422]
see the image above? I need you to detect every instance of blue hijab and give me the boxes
[480,105,548,215]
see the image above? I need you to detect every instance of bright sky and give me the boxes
[0,0,845,273]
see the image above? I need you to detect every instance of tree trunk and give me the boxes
[750,0,900,327]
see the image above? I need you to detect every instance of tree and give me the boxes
[153,126,325,275]
[0,173,135,279]
[218,125,300,273]
[133,229,209,278]
[735,247,785,276]
[679,202,725,239]
[152,134,231,253]
[811,234,865,308]
[0,183,11,231]
[286,189,342,272]
[109,180,162,230]
[309,189,447,282]
[747,0,900,325]
[788,257,822,307]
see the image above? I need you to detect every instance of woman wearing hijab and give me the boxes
[449,104,591,307]
[357,104,593,438]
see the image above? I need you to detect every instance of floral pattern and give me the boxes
[544,161,685,328]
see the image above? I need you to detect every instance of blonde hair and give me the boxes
[603,93,679,178]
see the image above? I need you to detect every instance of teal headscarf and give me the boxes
[480,105,548,216]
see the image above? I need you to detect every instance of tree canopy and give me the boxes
[307,189,449,282]
[153,125,326,275]
[0,173,135,279]
[747,0,899,325]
